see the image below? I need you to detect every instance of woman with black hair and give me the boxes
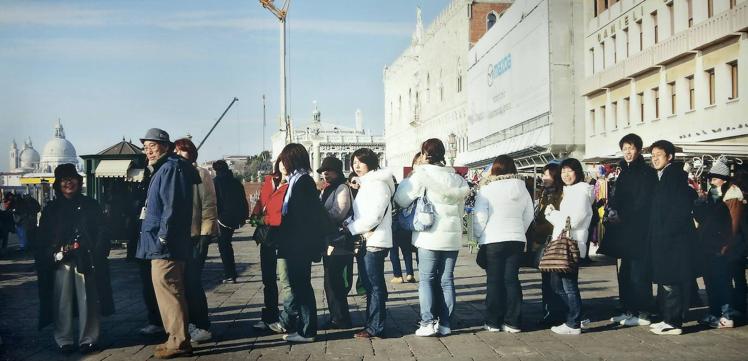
[36,164,114,354]
[544,158,593,335]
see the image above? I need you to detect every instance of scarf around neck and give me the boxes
[282,169,308,216]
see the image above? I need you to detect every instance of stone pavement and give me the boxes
[1,225,747,361]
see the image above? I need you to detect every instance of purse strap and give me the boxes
[563,216,572,237]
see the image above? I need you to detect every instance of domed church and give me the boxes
[9,120,79,172]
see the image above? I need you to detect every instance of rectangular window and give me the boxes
[667,3,674,36]
[653,87,660,119]
[623,96,631,126]
[730,61,739,99]
[612,35,617,63]
[688,0,693,27]
[731,0,737,9]
[637,20,643,51]
[707,68,716,105]
[638,92,645,122]
[590,109,596,134]
[611,101,618,129]
[600,105,606,133]
[590,48,595,73]
[669,81,676,115]
[601,42,606,69]
[687,75,695,110]
[708,0,714,18]
[652,12,658,44]
[623,28,629,58]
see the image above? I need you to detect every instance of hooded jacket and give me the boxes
[473,174,534,245]
[546,182,595,258]
[394,164,470,251]
[347,168,396,249]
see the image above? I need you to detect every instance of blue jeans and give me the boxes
[390,245,414,278]
[550,271,582,328]
[363,249,388,336]
[417,249,458,328]
[279,257,316,338]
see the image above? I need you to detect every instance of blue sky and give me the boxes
[0,0,452,170]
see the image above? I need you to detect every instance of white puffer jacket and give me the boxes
[394,164,470,251]
[546,182,594,258]
[346,168,395,248]
[473,175,534,245]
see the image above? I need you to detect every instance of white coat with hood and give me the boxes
[545,182,594,258]
[346,168,395,248]
[473,175,534,245]
[394,164,470,251]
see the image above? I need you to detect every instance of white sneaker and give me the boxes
[501,324,521,333]
[268,322,287,334]
[437,325,451,336]
[483,324,501,332]
[188,323,196,334]
[551,323,581,335]
[649,321,667,330]
[714,317,734,329]
[190,328,213,343]
[253,320,269,330]
[139,324,164,335]
[620,316,651,326]
[580,319,591,329]
[610,313,632,323]
[415,323,437,337]
[283,332,314,342]
[650,323,682,335]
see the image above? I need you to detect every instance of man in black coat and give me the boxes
[213,160,249,283]
[648,140,697,335]
[603,134,657,326]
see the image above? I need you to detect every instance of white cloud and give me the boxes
[0,3,114,27]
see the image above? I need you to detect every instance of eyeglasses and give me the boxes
[60,177,78,183]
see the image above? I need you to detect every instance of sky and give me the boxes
[0,0,452,171]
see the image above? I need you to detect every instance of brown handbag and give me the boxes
[538,217,581,273]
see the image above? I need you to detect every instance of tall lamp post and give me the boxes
[259,0,292,144]
[448,133,457,166]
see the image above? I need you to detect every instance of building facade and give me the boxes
[271,104,385,178]
[460,0,586,170]
[383,0,512,176]
[583,0,748,158]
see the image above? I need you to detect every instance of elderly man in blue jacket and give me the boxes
[136,128,200,359]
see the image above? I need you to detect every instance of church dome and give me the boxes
[42,138,77,160]
[19,147,40,168]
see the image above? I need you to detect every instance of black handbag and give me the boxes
[252,224,270,246]
[324,203,389,257]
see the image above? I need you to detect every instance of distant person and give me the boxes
[213,160,249,284]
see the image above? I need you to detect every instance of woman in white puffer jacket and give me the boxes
[394,139,469,337]
[473,155,534,333]
[544,158,594,335]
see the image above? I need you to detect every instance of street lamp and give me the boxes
[448,133,457,166]
[259,0,292,144]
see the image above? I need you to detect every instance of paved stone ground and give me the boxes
[1,225,747,361]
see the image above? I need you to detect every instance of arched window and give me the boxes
[487,12,497,31]
[426,73,431,102]
[456,58,463,93]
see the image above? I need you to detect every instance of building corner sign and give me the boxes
[487,54,512,87]
[595,6,645,43]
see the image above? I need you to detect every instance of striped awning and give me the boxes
[95,160,132,178]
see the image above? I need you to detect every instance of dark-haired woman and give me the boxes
[544,158,593,335]
[269,143,327,342]
[36,164,114,354]
[394,139,469,337]
[345,148,395,339]
[473,155,534,333]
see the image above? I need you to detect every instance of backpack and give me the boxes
[397,189,435,232]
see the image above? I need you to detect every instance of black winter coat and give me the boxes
[214,172,249,229]
[649,162,698,284]
[35,193,115,330]
[274,174,328,262]
[601,156,657,259]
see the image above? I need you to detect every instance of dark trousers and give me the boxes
[730,257,747,315]
[484,241,523,329]
[617,257,654,318]
[260,244,280,324]
[138,259,162,327]
[280,257,317,338]
[704,254,734,318]
[541,272,564,322]
[323,255,353,325]
[362,249,388,336]
[657,282,690,328]
[550,271,582,328]
[389,244,414,278]
[185,236,211,330]
[218,225,237,280]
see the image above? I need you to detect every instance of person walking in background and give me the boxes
[647,140,697,336]
[602,134,657,327]
[213,160,249,284]
[389,152,421,285]
[544,158,594,335]
[394,139,469,337]
[346,148,395,339]
[173,138,217,343]
[136,128,199,358]
[473,155,534,333]
[35,164,114,355]
[317,156,354,329]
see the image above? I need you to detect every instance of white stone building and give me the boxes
[460,0,586,169]
[582,0,748,159]
[383,0,512,177]
[271,103,385,178]
[8,120,79,173]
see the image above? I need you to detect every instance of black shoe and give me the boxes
[222,277,236,284]
[58,344,76,354]
[79,343,97,354]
